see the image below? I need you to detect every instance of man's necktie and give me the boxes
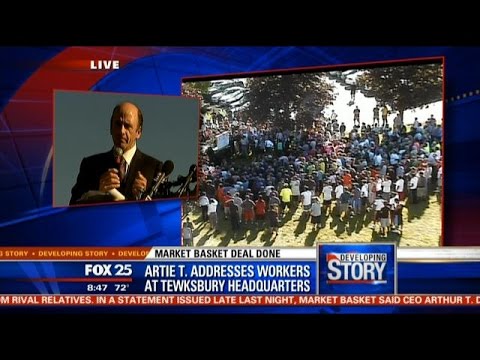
[116,156,126,183]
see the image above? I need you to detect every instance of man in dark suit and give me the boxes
[70,101,163,205]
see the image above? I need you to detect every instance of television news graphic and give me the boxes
[0,246,480,312]
[90,60,120,70]
[318,244,397,294]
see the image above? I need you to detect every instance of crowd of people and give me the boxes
[183,103,442,246]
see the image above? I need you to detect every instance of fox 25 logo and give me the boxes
[318,244,396,295]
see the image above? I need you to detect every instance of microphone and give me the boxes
[109,147,125,201]
[145,160,174,199]
[114,146,123,160]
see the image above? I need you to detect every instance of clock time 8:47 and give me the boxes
[87,284,108,292]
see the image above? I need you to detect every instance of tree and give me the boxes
[182,81,210,104]
[356,63,443,120]
[245,73,335,130]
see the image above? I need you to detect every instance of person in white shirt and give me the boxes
[233,193,243,221]
[390,152,400,165]
[361,180,369,212]
[436,165,443,204]
[336,158,343,168]
[182,217,194,246]
[368,178,376,209]
[207,198,218,231]
[389,192,399,207]
[265,185,275,197]
[428,152,438,166]
[396,164,405,178]
[265,139,274,153]
[198,192,209,222]
[301,187,312,218]
[413,117,419,129]
[334,183,344,216]
[334,182,344,199]
[328,174,337,185]
[322,183,333,216]
[374,176,382,199]
[310,197,322,231]
[425,165,432,185]
[290,177,301,207]
[393,112,402,130]
[437,166,443,189]
[382,176,392,200]
[331,110,337,121]
[372,198,385,230]
[417,171,428,201]
[395,176,405,201]
[409,173,418,204]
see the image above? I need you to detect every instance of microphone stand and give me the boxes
[178,168,196,198]
[145,172,167,199]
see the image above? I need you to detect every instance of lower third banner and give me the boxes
[0,295,474,306]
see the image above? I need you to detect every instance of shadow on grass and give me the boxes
[320,213,329,229]
[246,227,261,244]
[346,214,361,235]
[195,230,215,247]
[281,208,296,225]
[407,196,431,222]
[331,216,346,236]
[305,227,320,247]
[294,213,309,237]
[192,222,207,237]
[354,211,368,234]
[260,230,273,244]
[264,232,278,246]
[362,210,374,227]
[370,229,401,245]
[217,229,235,247]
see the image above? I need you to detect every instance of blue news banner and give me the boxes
[0,248,320,306]
[0,260,315,295]
[1,245,480,311]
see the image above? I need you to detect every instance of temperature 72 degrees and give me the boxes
[115,284,129,292]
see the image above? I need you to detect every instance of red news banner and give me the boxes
[0,295,479,306]
[0,247,148,260]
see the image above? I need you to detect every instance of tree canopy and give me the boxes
[182,81,210,103]
[245,73,335,130]
[356,63,443,116]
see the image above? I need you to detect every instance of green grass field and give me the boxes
[185,193,442,247]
